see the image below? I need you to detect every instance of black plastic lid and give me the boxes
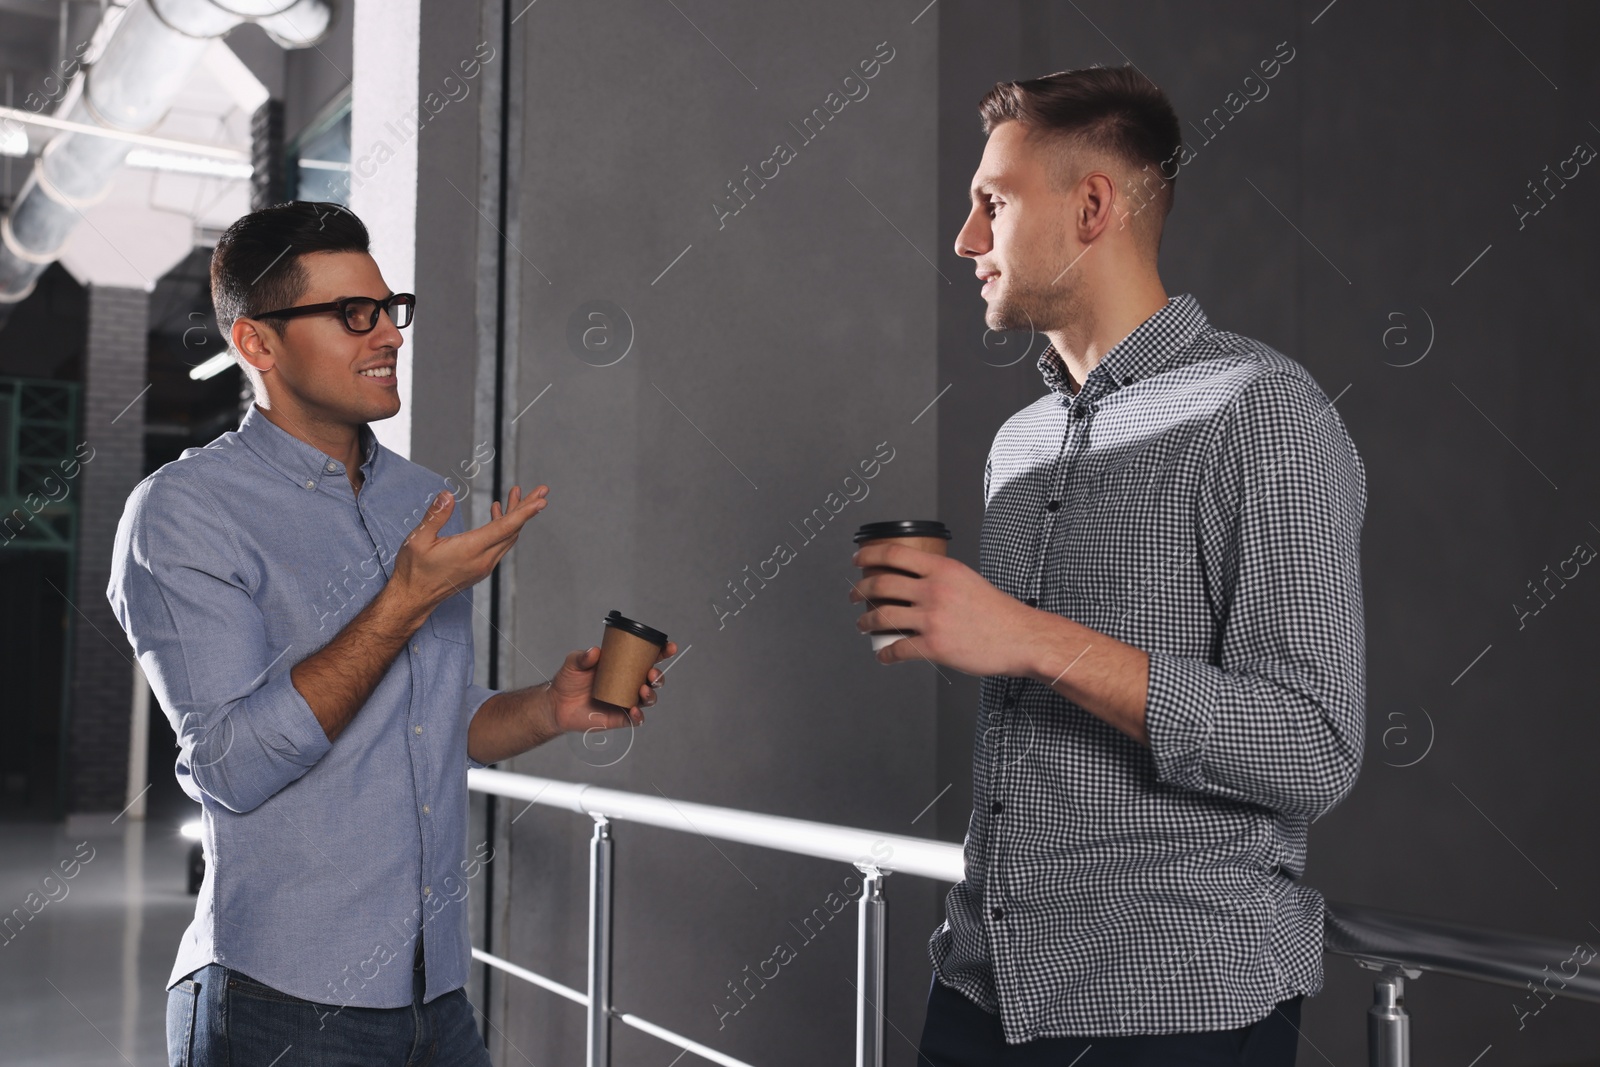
[852,520,952,545]
[603,609,668,647]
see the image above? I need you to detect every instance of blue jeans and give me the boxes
[165,944,492,1067]
[917,975,1302,1066]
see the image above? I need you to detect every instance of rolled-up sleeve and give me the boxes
[1145,371,1367,821]
[107,472,333,814]
[463,683,500,769]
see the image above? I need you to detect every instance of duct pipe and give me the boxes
[0,0,333,314]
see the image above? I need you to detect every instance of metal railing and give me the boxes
[468,768,1600,1067]
[468,768,959,1067]
[1323,902,1600,1065]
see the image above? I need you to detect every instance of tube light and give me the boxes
[0,122,26,157]
[127,148,252,180]
[188,351,236,380]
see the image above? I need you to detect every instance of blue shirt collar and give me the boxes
[236,403,382,491]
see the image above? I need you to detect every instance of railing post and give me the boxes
[1358,962,1416,1067]
[587,815,613,1067]
[855,867,887,1067]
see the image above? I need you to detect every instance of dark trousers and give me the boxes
[917,976,1302,1066]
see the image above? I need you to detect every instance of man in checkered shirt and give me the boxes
[850,65,1364,1065]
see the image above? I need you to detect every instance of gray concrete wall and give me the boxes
[485,3,943,1063]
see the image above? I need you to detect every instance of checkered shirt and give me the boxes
[928,292,1367,1041]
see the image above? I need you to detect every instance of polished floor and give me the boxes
[2,813,196,1066]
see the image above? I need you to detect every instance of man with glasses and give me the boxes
[107,201,677,1066]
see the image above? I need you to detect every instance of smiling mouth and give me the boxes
[359,367,394,379]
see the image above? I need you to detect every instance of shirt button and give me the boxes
[303,479,315,490]
[991,800,1004,815]
[991,907,1004,921]
[422,805,430,814]
[413,725,423,735]
[1024,597,1037,607]
[423,886,431,896]
[1122,375,1133,386]
[325,461,337,473]
[1045,500,1061,512]
[1073,407,1085,420]
[412,642,421,654]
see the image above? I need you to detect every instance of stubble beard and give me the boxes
[985,273,1082,336]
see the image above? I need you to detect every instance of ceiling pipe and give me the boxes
[0,0,333,318]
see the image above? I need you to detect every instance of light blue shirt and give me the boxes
[107,404,499,1008]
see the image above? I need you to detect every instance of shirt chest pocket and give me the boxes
[428,590,474,644]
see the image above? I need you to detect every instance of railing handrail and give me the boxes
[468,767,964,881]
[1323,900,1600,1004]
[468,767,1600,1066]
[471,768,1600,1000]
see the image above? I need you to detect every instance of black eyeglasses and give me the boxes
[253,293,416,334]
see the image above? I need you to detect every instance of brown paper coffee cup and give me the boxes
[593,610,669,709]
[852,521,951,652]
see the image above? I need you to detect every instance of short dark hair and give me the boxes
[210,201,370,337]
[978,65,1182,252]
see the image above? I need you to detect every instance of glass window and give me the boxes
[287,92,352,205]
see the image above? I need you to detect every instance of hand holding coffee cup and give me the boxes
[593,610,671,709]
[548,611,676,733]
[851,520,952,653]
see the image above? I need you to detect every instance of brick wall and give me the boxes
[250,99,285,211]
[66,284,148,813]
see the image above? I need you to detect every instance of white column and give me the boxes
[124,658,149,820]
[349,0,420,459]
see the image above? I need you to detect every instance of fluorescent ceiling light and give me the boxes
[0,122,27,158]
[127,148,252,180]
[0,104,247,160]
[189,351,236,380]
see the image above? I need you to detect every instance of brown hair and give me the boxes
[978,65,1181,253]
[211,201,370,338]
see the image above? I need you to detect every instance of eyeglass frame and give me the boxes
[250,292,416,334]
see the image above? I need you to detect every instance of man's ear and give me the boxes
[231,317,276,377]
[1075,171,1120,244]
